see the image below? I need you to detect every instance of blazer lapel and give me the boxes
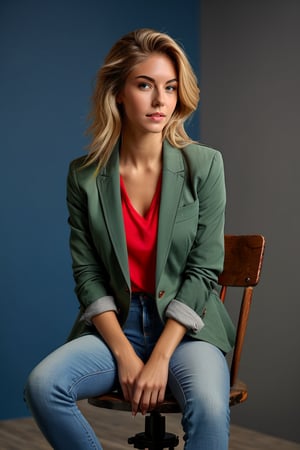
[96,143,130,287]
[156,141,185,287]
[95,140,185,293]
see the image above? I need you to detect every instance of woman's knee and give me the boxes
[25,363,53,409]
[185,386,229,419]
[24,354,73,413]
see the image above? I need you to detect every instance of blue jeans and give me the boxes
[25,294,230,449]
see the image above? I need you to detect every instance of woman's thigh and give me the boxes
[168,339,230,449]
[25,333,118,405]
[168,339,230,410]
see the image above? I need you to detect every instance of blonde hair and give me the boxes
[84,28,200,171]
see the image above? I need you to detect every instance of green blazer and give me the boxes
[67,140,236,353]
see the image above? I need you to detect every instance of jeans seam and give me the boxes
[71,406,99,450]
[67,368,116,398]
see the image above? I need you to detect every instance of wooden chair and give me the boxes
[88,234,266,449]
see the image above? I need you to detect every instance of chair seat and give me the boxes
[229,379,248,406]
[88,379,248,413]
[88,393,181,414]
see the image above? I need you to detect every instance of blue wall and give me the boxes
[0,0,200,419]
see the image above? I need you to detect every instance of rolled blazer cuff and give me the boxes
[165,299,204,333]
[80,296,118,325]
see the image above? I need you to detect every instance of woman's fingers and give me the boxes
[132,383,166,415]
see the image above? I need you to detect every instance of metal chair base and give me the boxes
[128,411,179,450]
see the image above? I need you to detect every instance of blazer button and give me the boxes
[124,287,130,293]
[158,290,165,299]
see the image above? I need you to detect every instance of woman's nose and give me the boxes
[152,88,165,107]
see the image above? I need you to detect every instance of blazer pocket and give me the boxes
[175,199,199,223]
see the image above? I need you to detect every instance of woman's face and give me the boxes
[118,53,178,137]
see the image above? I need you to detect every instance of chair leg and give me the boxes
[128,411,179,450]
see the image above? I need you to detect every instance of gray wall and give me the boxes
[201,0,300,443]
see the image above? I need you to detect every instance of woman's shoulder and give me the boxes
[67,155,100,193]
[69,155,91,171]
[181,142,224,179]
[182,142,222,162]
[68,155,98,179]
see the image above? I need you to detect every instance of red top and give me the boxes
[120,174,162,294]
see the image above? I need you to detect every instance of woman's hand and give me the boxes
[91,311,145,403]
[131,318,187,416]
[116,350,144,404]
[131,355,169,416]
[92,312,186,416]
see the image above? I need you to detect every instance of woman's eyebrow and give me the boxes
[135,75,178,83]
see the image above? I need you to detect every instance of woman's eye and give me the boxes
[138,82,151,90]
[166,85,177,92]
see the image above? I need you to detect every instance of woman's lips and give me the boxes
[146,113,166,121]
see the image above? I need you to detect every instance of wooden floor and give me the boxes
[0,401,299,450]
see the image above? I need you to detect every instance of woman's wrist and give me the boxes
[151,318,187,361]
[113,338,136,362]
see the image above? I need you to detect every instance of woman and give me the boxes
[25,28,235,449]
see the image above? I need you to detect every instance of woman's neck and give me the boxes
[119,131,163,170]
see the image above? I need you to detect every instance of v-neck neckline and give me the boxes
[120,173,162,220]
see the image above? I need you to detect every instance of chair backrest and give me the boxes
[218,235,265,387]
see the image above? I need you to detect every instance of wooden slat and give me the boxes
[219,235,265,287]
[89,380,249,413]
[89,394,181,414]
[229,380,248,406]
